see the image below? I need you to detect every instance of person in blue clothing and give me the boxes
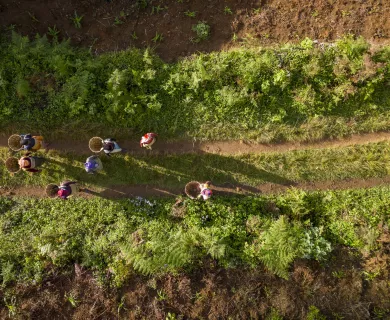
[84,155,103,174]
[19,134,47,151]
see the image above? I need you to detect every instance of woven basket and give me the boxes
[89,137,103,153]
[8,134,22,151]
[45,184,59,198]
[185,181,201,199]
[5,157,20,173]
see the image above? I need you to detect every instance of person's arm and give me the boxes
[25,152,32,157]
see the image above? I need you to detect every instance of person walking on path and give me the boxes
[57,181,84,200]
[84,155,103,174]
[20,134,48,151]
[198,181,213,200]
[140,133,158,150]
[18,152,45,173]
[100,138,123,157]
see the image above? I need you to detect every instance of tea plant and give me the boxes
[151,5,167,14]
[27,12,39,23]
[71,11,83,29]
[184,10,196,18]
[152,32,163,43]
[47,25,60,38]
[191,21,210,42]
[224,6,233,15]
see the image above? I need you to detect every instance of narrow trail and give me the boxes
[1,131,390,155]
[2,176,390,199]
[2,131,390,199]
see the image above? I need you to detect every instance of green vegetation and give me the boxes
[191,21,210,42]
[1,141,390,189]
[1,32,390,141]
[70,11,83,29]
[0,185,388,286]
[184,10,196,18]
[224,6,233,15]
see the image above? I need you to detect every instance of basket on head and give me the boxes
[5,157,20,173]
[185,181,201,199]
[89,137,104,153]
[8,134,22,151]
[45,184,59,198]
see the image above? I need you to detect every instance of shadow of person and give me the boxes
[82,185,181,200]
[39,150,297,198]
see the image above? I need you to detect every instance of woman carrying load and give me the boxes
[100,138,123,157]
[84,155,103,174]
[197,181,213,200]
[140,133,158,150]
[57,181,84,200]
[18,152,45,173]
[20,134,47,151]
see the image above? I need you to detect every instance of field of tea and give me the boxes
[0,0,390,319]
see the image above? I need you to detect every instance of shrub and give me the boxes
[191,21,210,42]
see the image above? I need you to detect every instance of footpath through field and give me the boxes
[2,131,390,199]
[2,176,390,199]
[1,131,390,155]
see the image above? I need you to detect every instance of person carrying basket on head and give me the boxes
[84,155,103,174]
[140,133,158,150]
[100,138,123,157]
[197,181,212,200]
[18,152,45,173]
[57,181,84,200]
[20,134,47,151]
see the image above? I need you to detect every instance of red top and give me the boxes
[140,133,158,146]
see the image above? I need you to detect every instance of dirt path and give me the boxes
[1,131,390,155]
[2,175,390,199]
[2,132,390,199]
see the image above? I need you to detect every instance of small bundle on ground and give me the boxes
[45,184,59,197]
[5,157,20,173]
[89,137,103,153]
[185,181,201,199]
[8,134,22,151]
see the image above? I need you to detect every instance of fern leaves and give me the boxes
[120,226,228,275]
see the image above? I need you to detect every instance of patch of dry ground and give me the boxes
[0,0,389,61]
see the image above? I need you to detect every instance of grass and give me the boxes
[1,141,390,190]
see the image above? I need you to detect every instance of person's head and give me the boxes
[19,159,30,168]
[57,189,70,200]
[84,161,98,174]
[21,139,29,146]
[201,188,212,200]
[103,142,114,152]
[203,181,212,189]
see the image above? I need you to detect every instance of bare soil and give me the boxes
[1,0,389,62]
[1,246,389,320]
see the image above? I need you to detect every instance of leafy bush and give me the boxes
[2,32,388,141]
[0,186,389,286]
[191,21,210,42]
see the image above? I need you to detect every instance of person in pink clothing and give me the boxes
[140,133,158,150]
